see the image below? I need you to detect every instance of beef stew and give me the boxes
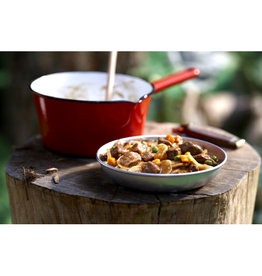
[101,134,219,174]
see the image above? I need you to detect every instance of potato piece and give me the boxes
[160,160,172,174]
[185,152,212,170]
[154,143,168,160]
[171,162,186,169]
[128,163,143,173]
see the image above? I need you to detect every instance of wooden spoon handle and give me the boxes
[173,123,245,149]
[106,51,118,101]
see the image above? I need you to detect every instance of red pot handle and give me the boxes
[152,67,200,93]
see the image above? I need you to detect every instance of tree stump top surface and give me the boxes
[6,122,261,204]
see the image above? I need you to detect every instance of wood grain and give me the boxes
[5,122,261,224]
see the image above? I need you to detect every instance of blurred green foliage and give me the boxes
[0,52,11,223]
[207,52,262,95]
[0,135,11,224]
[128,52,185,123]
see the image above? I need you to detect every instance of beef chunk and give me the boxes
[129,141,148,154]
[179,141,203,155]
[189,163,199,172]
[117,151,142,167]
[123,140,132,147]
[166,147,181,160]
[110,141,127,158]
[141,151,154,162]
[99,153,107,161]
[141,161,160,174]
[146,140,158,148]
[158,137,173,147]
[193,153,213,164]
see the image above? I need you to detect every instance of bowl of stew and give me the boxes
[96,134,227,193]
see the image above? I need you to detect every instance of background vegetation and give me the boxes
[1,52,262,223]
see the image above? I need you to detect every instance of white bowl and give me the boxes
[96,135,227,193]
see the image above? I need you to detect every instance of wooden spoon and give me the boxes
[105,51,118,101]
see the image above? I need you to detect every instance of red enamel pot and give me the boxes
[30,68,200,156]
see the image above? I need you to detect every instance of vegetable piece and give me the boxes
[124,144,132,149]
[152,146,159,153]
[212,155,217,161]
[180,155,189,163]
[174,155,181,161]
[204,160,214,166]
[107,156,117,167]
[174,135,183,144]
[185,152,212,170]
[165,134,175,144]
[154,153,161,159]
[154,143,168,160]
[152,159,161,166]
[171,162,185,169]
[160,160,172,174]
[128,163,143,172]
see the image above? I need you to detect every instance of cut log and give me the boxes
[5,122,261,224]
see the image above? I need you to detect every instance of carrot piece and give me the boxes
[152,159,161,166]
[180,155,189,163]
[124,144,132,149]
[154,153,161,159]
[165,134,175,143]
[107,156,117,166]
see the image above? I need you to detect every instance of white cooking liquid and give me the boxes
[31,72,153,102]
[61,80,139,102]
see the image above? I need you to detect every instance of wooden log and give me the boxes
[5,122,261,224]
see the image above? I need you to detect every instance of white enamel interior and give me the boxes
[30,72,153,102]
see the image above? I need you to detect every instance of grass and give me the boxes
[0,135,11,224]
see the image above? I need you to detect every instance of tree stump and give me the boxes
[5,122,261,224]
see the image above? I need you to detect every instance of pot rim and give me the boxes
[30,71,155,104]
